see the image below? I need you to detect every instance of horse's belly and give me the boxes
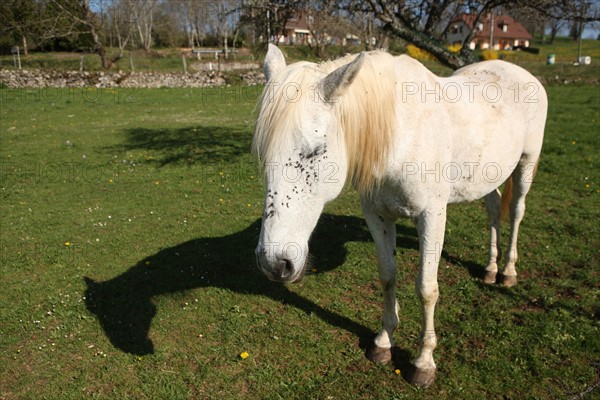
[447,159,516,203]
[370,184,429,219]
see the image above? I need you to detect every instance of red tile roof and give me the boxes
[454,14,532,40]
[285,14,310,31]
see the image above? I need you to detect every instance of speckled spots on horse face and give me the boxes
[265,209,276,219]
[263,139,331,218]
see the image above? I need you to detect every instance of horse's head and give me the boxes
[252,44,366,283]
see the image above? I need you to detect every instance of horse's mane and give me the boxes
[253,51,398,195]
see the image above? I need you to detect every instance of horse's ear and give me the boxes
[320,52,366,102]
[264,44,286,82]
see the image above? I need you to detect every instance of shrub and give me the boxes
[447,44,462,53]
[482,49,499,60]
[405,44,435,61]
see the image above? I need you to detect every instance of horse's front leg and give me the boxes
[363,207,398,364]
[409,205,447,388]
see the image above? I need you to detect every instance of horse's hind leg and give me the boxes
[483,189,502,284]
[500,159,536,287]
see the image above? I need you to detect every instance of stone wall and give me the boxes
[192,61,261,72]
[0,69,266,88]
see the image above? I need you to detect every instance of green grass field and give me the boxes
[0,83,598,399]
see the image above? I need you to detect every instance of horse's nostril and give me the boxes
[276,258,293,280]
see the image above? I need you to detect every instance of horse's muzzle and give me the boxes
[255,247,306,283]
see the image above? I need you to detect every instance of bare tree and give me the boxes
[106,0,133,58]
[343,0,490,69]
[240,0,306,44]
[546,16,565,43]
[339,0,599,69]
[206,1,241,57]
[131,0,157,51]
[49,0,121,69]
[346,10,374,50]
[303,1,339,57]
[173,0,210,48]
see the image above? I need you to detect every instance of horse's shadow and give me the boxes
[84,214,421,356]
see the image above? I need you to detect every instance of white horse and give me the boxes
[253,44,547,387]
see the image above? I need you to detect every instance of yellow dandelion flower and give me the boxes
[64,241,71,246]
[239,351,249,359]
[395,369,401,375]
[572,141,576,145]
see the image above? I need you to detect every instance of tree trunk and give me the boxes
[90,22,123,70]
[97,45,112,69]
[549,27,558,44]
[232,27,239,58]
[384,21,478,70]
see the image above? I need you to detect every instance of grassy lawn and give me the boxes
[0,84,598,399]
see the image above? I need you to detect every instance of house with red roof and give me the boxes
[446,14,532,50]
[281,13,313,45]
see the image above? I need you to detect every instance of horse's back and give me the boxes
[389,56,547,204]
[459,60,546,154]
[452,59,548,129]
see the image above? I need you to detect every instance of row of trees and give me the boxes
[1,0,598,70]
[0,0,241,68]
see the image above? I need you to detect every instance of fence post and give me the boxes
[182,54,188,74]
[12,46,21,70]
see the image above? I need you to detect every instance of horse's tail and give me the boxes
[501,161,539,219]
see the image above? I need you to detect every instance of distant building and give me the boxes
[281,13,312,45]
[277,13,364,46]
[446,14,532,50]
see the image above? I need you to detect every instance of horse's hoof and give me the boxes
[500,274,517,287]
[407,366,436,388]
[483,270,497,284]
[365,345,392,364]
